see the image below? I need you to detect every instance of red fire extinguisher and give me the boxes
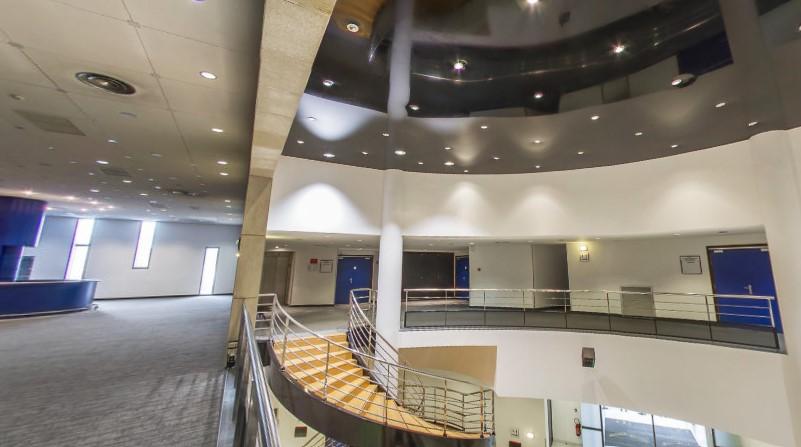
[574,418,582,437]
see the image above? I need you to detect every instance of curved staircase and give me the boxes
[262,289,495,447]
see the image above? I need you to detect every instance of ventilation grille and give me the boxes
[100,167,131,177]
[14,110,85,135]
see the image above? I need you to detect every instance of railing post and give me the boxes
[483,290,487,326]
[461,392,466,433]
[705,295,714,341]
[323,340,331,399]
[479,386,485,437]
[442,379,449,437]
[280,315,289,369]
[606,292,612,331]
[767,297,776,329]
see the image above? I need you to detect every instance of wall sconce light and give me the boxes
[578,244,588,252]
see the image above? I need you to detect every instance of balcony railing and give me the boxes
[397,288,781,352]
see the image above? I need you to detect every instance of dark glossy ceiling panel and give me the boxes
[285,0,801,174]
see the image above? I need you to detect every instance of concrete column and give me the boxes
[226,174,273,354]
[748,130,801,446]
[375,169,403,348]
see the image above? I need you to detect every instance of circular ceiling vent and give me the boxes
[75,72,136,95]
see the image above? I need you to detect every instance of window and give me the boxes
[65,218,95,280]
[199,247,219,295]
[133,221,157,269]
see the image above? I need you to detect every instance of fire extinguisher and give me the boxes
[574,418,582,437]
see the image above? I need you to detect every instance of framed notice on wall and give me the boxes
[319,259,334,273]
[679,255,702,275]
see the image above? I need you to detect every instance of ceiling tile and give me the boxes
[0,43,54,88]
[160,77,252,117]
[48,0,130,21]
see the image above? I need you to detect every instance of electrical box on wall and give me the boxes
[582,347,596,368]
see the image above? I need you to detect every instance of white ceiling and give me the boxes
[0,0,263,224]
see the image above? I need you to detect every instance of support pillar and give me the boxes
[375,170,403,348]
[226,174,273,356]
[749,130,801,446]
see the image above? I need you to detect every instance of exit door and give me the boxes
[335,256,373,305]
[455,255,469,298]
[708,246,782,332]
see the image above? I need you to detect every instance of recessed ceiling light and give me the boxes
[381,131,390,137]
[453,59,467,71]
[444,161,455,166]
[715,102,727,108]
[217,160,228,165]
[307,116,317,121]
[296,140,304,144]
[322,79,335,87]
[199,71,217,80]
[748,121,759,127]
[219,172,229,176]
[577,151,585,155]
[492,156,500,160]
[634,131,643,136]
[96,160,109,165]
[346,21,360,33]
[394,149,406,156]
[23,190,34,196]
[211,127,224,133]
[590,115,600,120]
[532,139,542,144]
[671,78,682,86]
[526,0,539,4]
[463,169,469,173]
[107,138,118,144]
[80,208,88,212]
[66,196,75,201]
[533,91,544,99]
[409,104,420,111]
[139,193,148,197]
[90,189,100,193]
[361,151,368,155]
[151,153,162,158]
[671,144,679,148]
[323,153,335,158]
[535,165,541,169]
[122,179,132,184]
[444,146,452,150]
[46,206,54,211]
[417,161,424,165]
[612,44,626,54]
[480,124,488,129]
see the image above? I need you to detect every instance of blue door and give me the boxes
[335,256,373,305]
[455,256,469,298]
[708,247,781,332]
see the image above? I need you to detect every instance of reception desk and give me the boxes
[0,280,98,318]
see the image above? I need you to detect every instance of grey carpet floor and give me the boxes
[0,295,232,447]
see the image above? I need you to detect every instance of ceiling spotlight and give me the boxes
[199,71,217,80]
[394,149,406,156]
[322,79,335,87]
[323,153,335,158]
[748,121,759,127]
[612,44,626,54]
[219,172,229,176]
[139,193,148,197]
[526,0,539,4]
[670,73,696,88]
[444,161,455,166]
[480,124,488,129]
[224,199,231,203]
[715,102,727,108]
[534,92,544,99]
[671,144,679,148]
[107,138,118,144]
[96,160,109,165]
[591,115,600,120]
[634,131,643,136]
[90,189,100,193]
[151,153,162,158]
[453,59,467,71]
[361,151,368,155]
[535,165,541,169]
[444,146,452,150]
[577,151,585,155]
[307,116,317,121]
[463,169,469,173]
[66,196,76,201]
[23,190,34,196]
[217,160,228,165]
[409,104,420,111]
[381,131,390,137]
[492,156,500,160]
[417,161,424,165]
[532,139,542,144]
[211,127,224,133]
[122,179,132,184]
[346,21,360,33]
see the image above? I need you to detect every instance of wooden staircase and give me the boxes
[274,334,487,440]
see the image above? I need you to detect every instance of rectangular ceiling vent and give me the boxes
[14,110,85,136]
[100,167,131,177]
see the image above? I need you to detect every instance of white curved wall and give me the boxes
[398,329,794,447]
[268,140,763,238]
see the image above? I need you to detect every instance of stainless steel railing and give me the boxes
[232,303,282,447]
[263,289,494,438]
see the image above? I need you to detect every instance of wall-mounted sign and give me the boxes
[319,259,334,273]
[679,255,702,275]
[579,252,590,262]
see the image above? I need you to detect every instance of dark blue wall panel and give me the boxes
[0,280,97,317]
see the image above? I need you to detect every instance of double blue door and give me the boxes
[708,247,782,332]
[455,256,469,298]
[335,256,373,305]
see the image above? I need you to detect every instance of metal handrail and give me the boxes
[403,288,775,300]
[232,303,282,447]
[265,290,494,438]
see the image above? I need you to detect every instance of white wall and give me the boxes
[550,400,582,446]
[24,216,240,298]
[495,396,547,447]
[22,215,75,279]
[397,329,795,447]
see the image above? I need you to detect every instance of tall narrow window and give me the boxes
[199,247,219,295]
[133,221,157,269]
[65,218,95,280]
